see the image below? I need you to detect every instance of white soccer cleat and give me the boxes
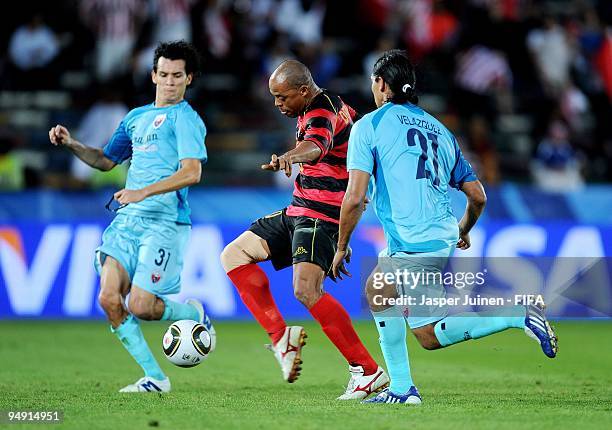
[118,376,171,393]
[266,326,307,383]
[337,365,390,400]
[186,298,216,352]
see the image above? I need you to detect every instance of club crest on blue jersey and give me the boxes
[151,271,162,283]
[153,114,167,129]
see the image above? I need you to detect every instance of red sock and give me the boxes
[309,293,378,375]
[227,264,286,344]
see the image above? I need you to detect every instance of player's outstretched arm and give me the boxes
[114,158,202,205]
[261,140,321,177]
[457,180,487,250]
[48,124,116,171]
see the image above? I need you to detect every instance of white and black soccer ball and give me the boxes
[162,319,213,367]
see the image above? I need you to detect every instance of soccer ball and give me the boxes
[162,319,213,367]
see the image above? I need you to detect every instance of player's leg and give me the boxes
[98,255,131,328]
[126,284,199,323]
[127,277,201,324]
[290,217,388,398]
[294,261,377,373]
[117,217,202,393]
[411,308,523,350]
[362,265,420,404]
[292,260,388,398]
[134,218,215,344]
[398,248,518,350]
[94,215,168,391]
[96,256,168,390]
[221,212,288,345]
[127,286,165,320]
[135,219,212,324]
[222,214,305,382]
[106,283,165,386]
[404,246,557,358]
[411,305,558,357]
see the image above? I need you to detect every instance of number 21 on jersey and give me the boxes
[406,127,440,186]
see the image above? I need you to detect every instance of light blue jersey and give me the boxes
[348,102,476,254]
[103,100,207,224]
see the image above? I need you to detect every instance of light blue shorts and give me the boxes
[94,214,190,296]
[378,245,455,329]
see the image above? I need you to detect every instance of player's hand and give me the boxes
[457,229,471,250]
[48,125,73,147]
[330,246,352,282]
[114,188,147,205]
[261,154,292,177]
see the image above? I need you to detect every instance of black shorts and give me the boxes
[248,208,339,274]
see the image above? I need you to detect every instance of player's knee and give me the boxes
[221,232,270,273]
[130,307,154,321]
[293,282,321,308]
[221,241,257,273]
[419,339,440,350]
[365,272,395,312]
[412,325,442,350]
[365,275,378,307]
[220,242,241,272]
[98,290,122,313]
[129,297,155,321]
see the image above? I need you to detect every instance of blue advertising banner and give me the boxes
[0,221,611,319]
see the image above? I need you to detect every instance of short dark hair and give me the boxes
[372,49,418,105]
[153,40,202,78]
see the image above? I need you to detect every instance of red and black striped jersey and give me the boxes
[286,90,359,224]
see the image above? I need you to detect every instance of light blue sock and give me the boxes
[372,307,414,393]
[160,296,199,321]
[112,314,166,380]
[434,306,526,347]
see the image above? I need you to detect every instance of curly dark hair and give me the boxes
[153,40,202,78]
[372,49,418,105]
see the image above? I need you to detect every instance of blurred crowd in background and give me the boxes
[0,0,611,192]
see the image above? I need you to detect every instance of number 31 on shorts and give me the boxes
[154,248,171,271]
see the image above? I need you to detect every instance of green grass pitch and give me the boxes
[1,320,611,430]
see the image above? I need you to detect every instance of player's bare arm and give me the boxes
[114,158,202,205]
[457,180,487,250]
[261,140,321,177]
[48,124,116,171]
[331,169,371,280]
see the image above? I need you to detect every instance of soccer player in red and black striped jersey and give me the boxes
[221,60,389,400]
